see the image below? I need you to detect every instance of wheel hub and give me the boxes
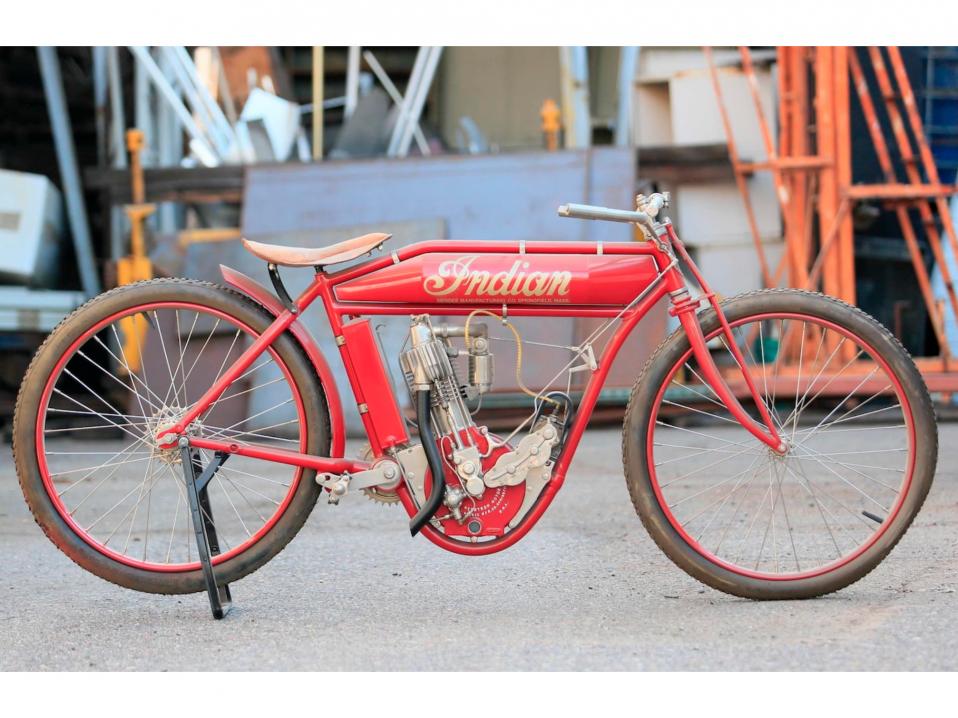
[147,407,192,465]
[770,438,791,460]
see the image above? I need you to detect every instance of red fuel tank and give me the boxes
[335,251,657,307]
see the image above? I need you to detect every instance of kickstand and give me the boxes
[179,441,233,620]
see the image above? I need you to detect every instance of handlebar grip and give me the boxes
[557,203,650,224]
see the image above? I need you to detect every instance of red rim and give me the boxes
[645,311,916,582]
[35,301,308,573]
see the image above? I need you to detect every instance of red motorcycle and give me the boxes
[13,193,937,617]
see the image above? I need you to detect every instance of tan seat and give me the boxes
[241,232,392,267]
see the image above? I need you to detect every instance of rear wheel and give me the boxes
[623,290,936,599]
[13,279,330,594]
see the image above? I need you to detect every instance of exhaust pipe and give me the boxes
[409,389,446,536]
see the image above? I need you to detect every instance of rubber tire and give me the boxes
[13,278,331,595]
[622,289,937,600]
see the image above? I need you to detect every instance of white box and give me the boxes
[636,47,741,84]
[632,82,673,147]
[675,179,781,246]
[669,66,777,158]
[0,170,64,287]
[692,238,785,298]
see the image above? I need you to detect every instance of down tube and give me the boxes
[399,280,672,556]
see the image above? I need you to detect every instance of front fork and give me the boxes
[662,225,786,454]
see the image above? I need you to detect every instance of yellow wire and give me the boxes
[464,309,558,406]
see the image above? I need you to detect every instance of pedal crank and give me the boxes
[316,460,402,504]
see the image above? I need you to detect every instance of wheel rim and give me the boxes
[646,312,915,581]
[35,301,308,572]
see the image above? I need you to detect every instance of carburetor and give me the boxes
[466,332,494,395]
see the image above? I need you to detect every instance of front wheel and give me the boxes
[623,289,937,599]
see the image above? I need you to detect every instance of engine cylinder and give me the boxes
[400,316,475,439]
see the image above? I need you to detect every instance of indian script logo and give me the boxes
[423,256,572,299]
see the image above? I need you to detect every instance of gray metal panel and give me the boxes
[240,148,634,244]
[0,287,84,332]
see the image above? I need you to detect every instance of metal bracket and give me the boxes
[394,444,429,506]
[484,421,559,488]
[179,443,232,620]
[508,461,552,530]
[267,263,297,313]
[567,343,598,374]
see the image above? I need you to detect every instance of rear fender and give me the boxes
[220,265,345,457]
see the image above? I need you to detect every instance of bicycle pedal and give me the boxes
[317,473,350,504]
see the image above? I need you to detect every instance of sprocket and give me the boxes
[357,443,401,505]
[363,485,402,505]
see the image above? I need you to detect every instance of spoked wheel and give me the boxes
[623,290,936,599]
[13,279,330,594]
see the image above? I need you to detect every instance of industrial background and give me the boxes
[2,45,958,430]
[3,44,958,671]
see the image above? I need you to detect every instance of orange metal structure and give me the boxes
[706,46,958,391]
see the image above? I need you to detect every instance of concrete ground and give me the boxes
[1,424,956,671]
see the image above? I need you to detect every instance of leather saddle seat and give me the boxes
[241,232,392,267]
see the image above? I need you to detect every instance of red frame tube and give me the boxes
[163,231,780,555]
[188,436,368,475]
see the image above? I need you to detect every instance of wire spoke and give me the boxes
[60,442,148,514]
[784,458,866,549]
[660,440,764,492]
[778,336,849,429]
[672,366,725,408]
[180,317,221,387]
[213,475,253,537]
[77,346,160,417]
[218,469,270,523]
[794,445,904,491]
[45,419,149,435]
[147,310,182,409]
[791,451,891,514]
[202,398,295,440]
[51,387,152,448]
[213,462,292,488]
[683,453,765,533]
[662,399,740,425]
[201,419,301,444]
[655,421,761,450]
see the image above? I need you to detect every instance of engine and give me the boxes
[398,314,566,539]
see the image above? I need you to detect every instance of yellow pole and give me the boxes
[312,47,324,161]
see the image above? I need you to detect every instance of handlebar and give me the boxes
[557,192,669,228]
[556,204,649,224]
